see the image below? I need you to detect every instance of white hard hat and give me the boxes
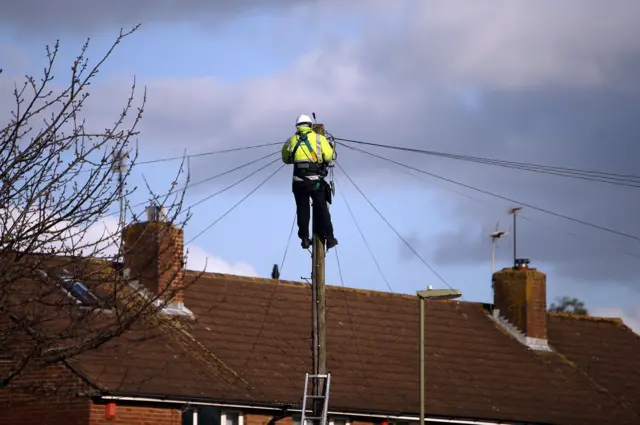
[295,114,313,127]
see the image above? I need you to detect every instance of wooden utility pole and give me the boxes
[311,123,327,425]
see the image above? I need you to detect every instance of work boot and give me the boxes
[301,238,312,249]
[326,237,338,249]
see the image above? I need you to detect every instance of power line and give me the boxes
[234,212,304,384]
[186,162,285,245]
[30,142,282,179]
[334,138,640,188]
[393,161,640,261]
[137,142,281,166]
[279,212,297,279]
[341,143,640,243]
[335,179,394,293]
[125,150,280,217]
[335,161,456,293]
[185,157,281,211]
[334,247,346,287]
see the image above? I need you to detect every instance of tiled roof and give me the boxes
[547,313,640,414]
[5,256,639,425]
[1,256,258,402]
[68,312,259,401]
[178,272,639,425]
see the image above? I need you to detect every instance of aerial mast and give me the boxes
[508,207,522,267]
[111,150,129,262]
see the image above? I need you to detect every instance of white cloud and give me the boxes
[592,303,640,335]
[3,1,639,293]
[3,206,256,277]
[184,244,258,276]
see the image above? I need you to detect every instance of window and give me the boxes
[329,417,350,425]
[52,269,102,308]
[181,407,242,425]
[293,414,348,425]
[221,409,243,425]
[292,414,301,425]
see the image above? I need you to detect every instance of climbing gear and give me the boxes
[292,130,319,163]
[291,130,325,184]
[296,114,313,127]
[301,373,331,425]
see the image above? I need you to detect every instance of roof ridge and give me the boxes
[186,269,477,303]
[549,311,623,324]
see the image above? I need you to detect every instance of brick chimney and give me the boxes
[122,206,186,307]
[491,259,550,351]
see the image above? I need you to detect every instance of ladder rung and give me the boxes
[304,417,323,421]
[308,374,329,378]
[307,395,325,398]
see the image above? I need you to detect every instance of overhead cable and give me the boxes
[124,150,280,217]
[341,143,640,242]
[185,157,281,211]
[335,179,394,293]
[335,161,457,293]
[186,162,285,245]
[334,137,640,188]
[137,142,282,166]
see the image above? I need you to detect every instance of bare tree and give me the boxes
[0,25,200,394]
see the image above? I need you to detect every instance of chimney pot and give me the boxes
[146,205,168,222]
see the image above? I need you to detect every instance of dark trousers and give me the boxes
[293,181,335,242]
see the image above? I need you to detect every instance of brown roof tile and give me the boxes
[6,255,639,425]
[1,257,259,403]
[548,313,640,414]
[180,272,639,425]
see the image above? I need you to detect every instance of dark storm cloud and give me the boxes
[331,1,640,285]
[0,0,320,34]
[3,0,640,286]
[386,83,640,284]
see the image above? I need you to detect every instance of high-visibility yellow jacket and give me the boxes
[281,126,334,165]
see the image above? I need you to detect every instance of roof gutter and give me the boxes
[97,395,527,425]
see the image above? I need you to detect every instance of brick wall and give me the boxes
[89,402,181,425]
[244,411,378,425]
[246,412,279,425]
[0,362,91,425]
[123,221,185,303]
[493,267,547,339]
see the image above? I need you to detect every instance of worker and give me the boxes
[281,114,338,250]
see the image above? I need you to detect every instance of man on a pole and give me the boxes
[281,114,338,249]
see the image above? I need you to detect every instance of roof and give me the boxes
[4,255,639,425]
[177,271,640,425]
[0,255,258,403]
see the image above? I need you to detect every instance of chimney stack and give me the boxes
[122,206,185,305]
[492,259,549,350]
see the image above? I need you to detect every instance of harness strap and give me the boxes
[291,130,319,163]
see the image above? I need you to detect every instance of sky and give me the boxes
[1,0,639,332]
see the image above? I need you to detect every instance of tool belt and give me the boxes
[294,162,328,179]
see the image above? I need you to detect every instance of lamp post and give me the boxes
[417,287,462,425]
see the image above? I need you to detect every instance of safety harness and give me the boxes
[291,130,326,182]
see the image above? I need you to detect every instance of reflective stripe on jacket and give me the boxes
[281,126,334,183]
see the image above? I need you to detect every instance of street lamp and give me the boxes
[417,286,462,425]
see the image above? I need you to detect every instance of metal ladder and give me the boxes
[300,373,331,425]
